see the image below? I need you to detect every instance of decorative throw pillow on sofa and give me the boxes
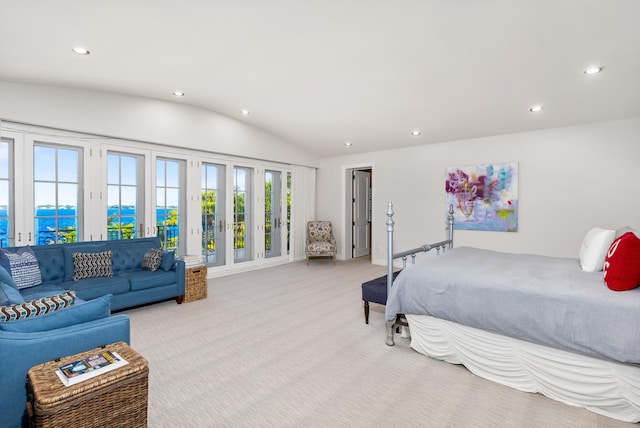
[0,246,43,289]
[0,290,76,322]
[160,250,175,271]
[603,232,640,291]
[141,248,163,271]
[72,250,113,281]
[0,293,112,333]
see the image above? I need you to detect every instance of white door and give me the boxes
[352,170,371,258]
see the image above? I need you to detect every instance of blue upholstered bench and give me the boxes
[361,271,401,324]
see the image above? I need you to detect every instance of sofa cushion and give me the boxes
[0,284,7,306]
[141,248,163,271]
[0,293,111,332]
[160,250,175,271]
[72,250,113,281]
[0,290,76,322]
[62,244,108,281]
[0,265,19,290]
[0,281,25,304]
[19,282,69,301]
[118,270,177,291]
[63,276,130,301]
[0,246,43,289]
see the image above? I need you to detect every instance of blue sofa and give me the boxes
[15,237,186,311]
[0,237,186,428]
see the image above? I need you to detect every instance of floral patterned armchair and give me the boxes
[306,221,336,265]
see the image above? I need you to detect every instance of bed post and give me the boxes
[447,204,454,249]
[386,203,397,346]
[386,202,395,294]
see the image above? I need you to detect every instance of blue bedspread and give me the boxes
[386,246,640,364]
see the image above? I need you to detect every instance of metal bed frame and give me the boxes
[385,203,455,346]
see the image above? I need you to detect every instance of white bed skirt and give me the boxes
[405,314,640,423]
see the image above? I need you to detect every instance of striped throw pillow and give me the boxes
[0,290,76,322]
[72,251,113,281]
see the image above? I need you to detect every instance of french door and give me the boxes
[265,170,282,258]
[202,163,226,267]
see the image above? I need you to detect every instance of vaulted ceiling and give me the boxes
[1,1,639,157]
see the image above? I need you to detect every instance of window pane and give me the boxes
[33,146,56,181]
[120,156,137,185]
[34,182,56,207]
[165,161,179,187]
[0,143,8,179]
[156,161,165,187]
[57,149,78,182]
[107,154,119,184]
[58,183,77,207]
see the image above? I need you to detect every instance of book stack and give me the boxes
[182,255,204,268]
[55,350,129,387]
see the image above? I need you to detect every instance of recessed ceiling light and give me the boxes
[172,91,185,97]
[584,66,603,75]
[240,109,251,116]
[529,105,543,113]
[344,141,353,147]
[71,47,90,55]
[411,130,421,137]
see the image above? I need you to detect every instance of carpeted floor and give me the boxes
[124,258,631,427]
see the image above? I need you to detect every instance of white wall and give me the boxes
[0,81,317,167]
[317,117,640,264]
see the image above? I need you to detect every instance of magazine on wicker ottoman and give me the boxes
[55,350,128,387]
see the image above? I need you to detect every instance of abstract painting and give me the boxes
[445,162,518,232]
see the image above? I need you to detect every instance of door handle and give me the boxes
[219,220,224,233]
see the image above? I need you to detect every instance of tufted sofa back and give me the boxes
[6,238,164,284]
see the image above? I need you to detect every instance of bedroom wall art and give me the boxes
[445,161,518,232]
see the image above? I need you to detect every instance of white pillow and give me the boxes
[579,227,615,272]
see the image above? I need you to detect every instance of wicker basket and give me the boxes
[27,342,148,428]
[184,265,208,302]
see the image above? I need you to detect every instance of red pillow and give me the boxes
[603,232,640,291]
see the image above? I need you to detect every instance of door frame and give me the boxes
[341,163,374,262]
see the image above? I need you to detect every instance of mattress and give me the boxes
[386,247,640,364]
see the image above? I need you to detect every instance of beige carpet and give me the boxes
[125,258,631,427]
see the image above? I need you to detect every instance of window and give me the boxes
[202,163,226,266]
[233,166,253,262]
[156,158,184,253]
[107,152,143,240]
[33,144,82,244]
[0,139,12,247]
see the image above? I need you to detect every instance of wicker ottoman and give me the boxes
[26,342,148,428]
[184,265,208,302]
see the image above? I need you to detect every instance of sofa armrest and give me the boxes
[175,259,186,296]
[0,314,130,428]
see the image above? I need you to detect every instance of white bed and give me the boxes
[384,203,640,423]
